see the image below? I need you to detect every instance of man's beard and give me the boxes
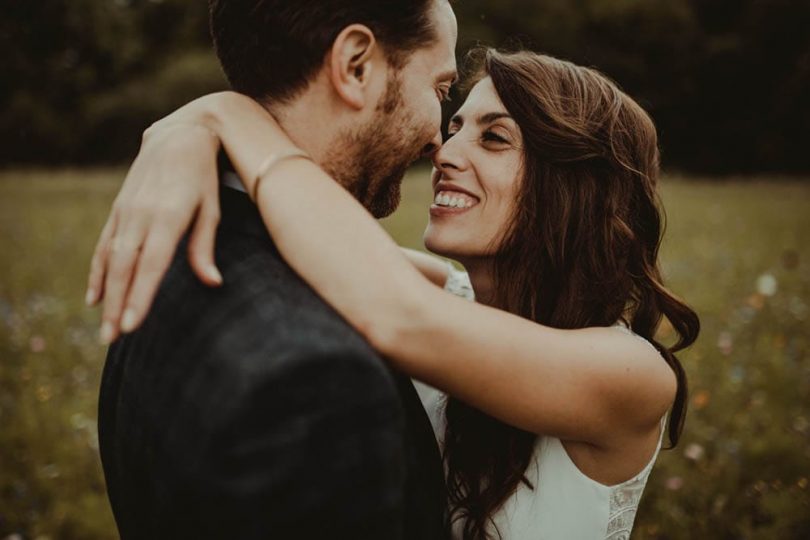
[326,73,428,218]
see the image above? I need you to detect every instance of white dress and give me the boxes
[412,267,666,540]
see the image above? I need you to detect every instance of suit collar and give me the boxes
[219,184,273,243]
[217,151,274,243]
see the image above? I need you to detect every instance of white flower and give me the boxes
[756,273,778,296]
[684,443,705,461]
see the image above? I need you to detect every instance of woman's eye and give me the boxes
[482,131,508,144]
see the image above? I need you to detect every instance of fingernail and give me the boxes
[99,322,115,344]
[121,309,138,333]
[208,266,223,285]
[85,289,96,306]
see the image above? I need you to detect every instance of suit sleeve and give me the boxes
[189,346,406,539]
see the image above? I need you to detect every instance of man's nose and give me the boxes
[421,131,443,159]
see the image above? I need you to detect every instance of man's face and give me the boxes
[332,1,459,218]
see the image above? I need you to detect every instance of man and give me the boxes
[91,0,458,538]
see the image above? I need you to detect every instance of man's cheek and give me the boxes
[421,104,442,143]
[429,99,442,128]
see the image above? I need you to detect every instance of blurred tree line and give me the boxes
[1,0,224,166]
[2,0,809,173]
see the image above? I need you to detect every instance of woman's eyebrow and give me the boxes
[477,112,512,125]
[449,112,512,128]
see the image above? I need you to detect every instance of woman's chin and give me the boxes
[423,231,453,258]
[423,231,474,261]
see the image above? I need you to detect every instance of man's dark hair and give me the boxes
[209,0,439,102]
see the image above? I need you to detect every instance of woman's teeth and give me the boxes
[433,191,477,209]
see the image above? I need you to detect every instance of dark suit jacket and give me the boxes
[98,185,447,539]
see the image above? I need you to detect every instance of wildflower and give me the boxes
[746,293,765,310]
[717,331,733,355]
[665,476,684,491]
[692,390,711,410]
[40,464,60,479]
[35,385,52,402]
[729,365,745,384]
[789,296,807,320]
[756,273,777,296]
[684,443,704,461]
[781,249,799,270]
[29,335,46,353]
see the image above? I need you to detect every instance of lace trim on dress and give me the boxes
[434,264,472,445]
[605,322,667,539]
[605,469,650,539]
[604,413,666,540]
[443,263,475,302]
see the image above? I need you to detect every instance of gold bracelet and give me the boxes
[251,149,312,201]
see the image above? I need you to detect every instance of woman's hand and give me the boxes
[86,119,223,344]
[87,91,298,344]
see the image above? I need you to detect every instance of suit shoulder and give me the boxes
[142,235,393,387]
[156,232,371,352]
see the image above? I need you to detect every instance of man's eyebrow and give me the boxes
[437,69,459,85]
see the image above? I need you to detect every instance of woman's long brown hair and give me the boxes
[443,49,700,540]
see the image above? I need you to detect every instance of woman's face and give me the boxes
[423,77,525,261]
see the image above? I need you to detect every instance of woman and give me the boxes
[89,49,699,539]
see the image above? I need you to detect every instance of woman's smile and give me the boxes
[430,174,481,216]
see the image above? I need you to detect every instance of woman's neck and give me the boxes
[458,257,497,308]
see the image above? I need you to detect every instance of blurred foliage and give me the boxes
[1,169,809,538]
[1,0,225,165]
[0,171,120,538]
[0,0,808,172]
[452,0,810,174]
[2,0,810,172]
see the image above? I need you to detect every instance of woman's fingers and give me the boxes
[187,199,223,287]
[114,184,217,335]
[119,219,188,334]
[99,222,149,344]
[87,155,148,307]
[86,210,118,306]
[89,121,223,342]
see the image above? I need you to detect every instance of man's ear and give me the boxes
[327,24,380,110]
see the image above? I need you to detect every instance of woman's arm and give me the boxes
[401,248,451,288]
[94,92,674,448]
[209,92,676,447]
[86,93,450,327]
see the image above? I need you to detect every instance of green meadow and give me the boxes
[1,168,808,538]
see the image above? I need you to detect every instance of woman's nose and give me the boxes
[432,131,466,173]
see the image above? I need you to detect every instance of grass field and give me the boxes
[1,168,809,538]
